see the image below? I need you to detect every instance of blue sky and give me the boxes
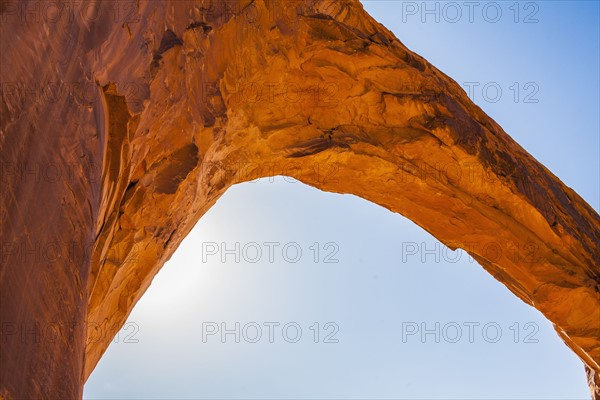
[84,1,599,398]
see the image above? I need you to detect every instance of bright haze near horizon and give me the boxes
[84,1,599,399]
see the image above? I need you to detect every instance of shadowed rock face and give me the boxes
[0,0,598,398]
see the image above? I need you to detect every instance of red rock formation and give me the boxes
[1,1,598,398]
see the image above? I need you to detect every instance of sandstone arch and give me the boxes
[0,1,598,398]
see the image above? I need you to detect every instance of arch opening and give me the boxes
[1,1,598,398]
[84,178,591,397]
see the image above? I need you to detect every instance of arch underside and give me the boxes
[0,1,598,398]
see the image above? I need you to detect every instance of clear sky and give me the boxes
[84,1,599,399]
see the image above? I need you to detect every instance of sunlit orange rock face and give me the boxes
[1,0,598,398]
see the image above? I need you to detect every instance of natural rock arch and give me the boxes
[0,1,598,398]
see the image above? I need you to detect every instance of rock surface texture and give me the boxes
[1,0,599,398]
